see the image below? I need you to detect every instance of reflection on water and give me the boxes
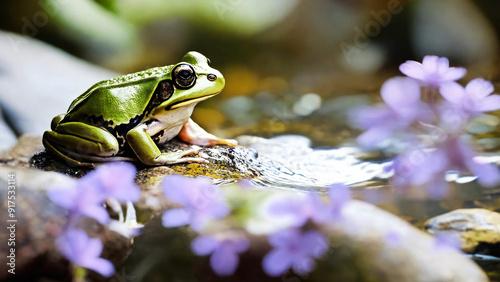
[240,135,393,192]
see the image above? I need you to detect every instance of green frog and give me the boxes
[43,51,236,167]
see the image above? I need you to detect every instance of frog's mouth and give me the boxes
[169,93,219,109]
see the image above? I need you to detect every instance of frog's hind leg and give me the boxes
[43,122,120,167]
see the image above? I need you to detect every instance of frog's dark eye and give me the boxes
[172,64,196,89]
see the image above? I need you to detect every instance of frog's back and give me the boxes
[64,66,173,125]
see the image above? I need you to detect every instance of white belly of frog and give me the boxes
[146,104,196,144]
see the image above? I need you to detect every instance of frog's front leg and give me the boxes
[126,123,208,165]
[178,118,238,146]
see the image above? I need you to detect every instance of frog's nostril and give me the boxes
[207,74,217,81]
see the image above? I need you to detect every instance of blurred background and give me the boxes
[1,0,500,147]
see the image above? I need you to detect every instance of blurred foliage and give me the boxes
[1,0,500,145]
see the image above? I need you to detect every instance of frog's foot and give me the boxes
[127,124,209,165]
[160,149,209,164]
[178,118,238,146]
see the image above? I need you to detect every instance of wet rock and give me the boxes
[122,195,488,282]
[425,208,500,253]
[0,134,489,281]
[0,107,17,152]
[0,135,43,167]
[0,30,117,136]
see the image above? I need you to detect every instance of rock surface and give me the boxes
[0,136,490,281]
[0,30,117,136]
[425,208,500,253]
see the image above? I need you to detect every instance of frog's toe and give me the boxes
[217,138,238,146]
[177,148,198,157]
[179,157,209,164]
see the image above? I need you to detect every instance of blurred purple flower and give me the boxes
[48,162,141,224]
[399,55,466,87]
[392,138,500,198]
[440,78,500,116]
[56,228,114,277]
[48,180,110,224]
[327,183,351,217]
[268,183,350,227]
[349,77,430,148]
[162,175,230,231]
[267,194,327,227]
[433,233,462,251]
[191,235,250,276]
[84,162,141,203]
[384,230,402,246]
[262,228,328,276]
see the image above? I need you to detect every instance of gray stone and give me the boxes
[0,31,117,135]
[412,0,498,64]
[0,107,17,152]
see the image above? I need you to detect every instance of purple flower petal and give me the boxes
[381,77,421,111]
[356,126,393,149]
[264,228,329,276]
[82,257,115,278]
[422,55,440,73]
[328,183,351,216]
[161,208,191,228]
[477,95,500,112]
[161,176,230,231]
[384,231,401,246]
[262,249,292,276]
[349,105,394,129]
[466,159,500,187]
[162,175,196,205]
[434,233,462,251]
[440,82,466,103]
[399,55,466,87]
[440,67,467,81]
[232,238,250,253]
[56,229,115,277]
[302,231,328,258]
[191,235,218,255]
[399,61,426,80]
[48,184,78,210]
[80,204,110,224]
[465,78,494,99]
[79,162,140,203]
[210,244,239,276]
[427,178,449,200]
[292,257,315,275]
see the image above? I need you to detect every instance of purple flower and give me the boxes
[433,233,462,251]
[327,183,351,217]
[399,55,466,87]
[267,183,350,227]
[48,179,110,224]
[392,138,500,197]
[267,194,328,227]
[191,235,250,276]
[56,228,114,277]
[262,228,328,276]
[440,78,500,116]
[384,231,402,246]
[349,77,430,148]
[162,175,230,231]
[83,162,141,203]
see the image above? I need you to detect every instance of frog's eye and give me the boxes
[173,64,196,89]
